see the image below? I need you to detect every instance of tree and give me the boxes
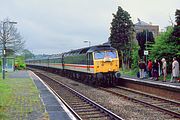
[109,6,134,69]
[175,9,180,26]
[21,49,35,59]
[149,27,178,73]
[149,27,173,59]
[131,42,139,69]
[136,30,154,59]
[149,9,180,73]
[0,18,25,56]
[171,9,180,56]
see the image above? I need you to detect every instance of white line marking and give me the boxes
[30,71,77,120]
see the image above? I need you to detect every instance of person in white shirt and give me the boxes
[161,58,167,82]
[171,57,179,82]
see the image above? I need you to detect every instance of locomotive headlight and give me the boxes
[115,72,121,78]
[97,62,100,68]
[103,57,112,62]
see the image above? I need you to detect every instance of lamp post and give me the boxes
[83,40,91,47]
[2,21,17,79]
[145,29,148,64]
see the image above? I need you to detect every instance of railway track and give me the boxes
[99,86,180,119]
[29,68,180,119]
[33,70,123,120]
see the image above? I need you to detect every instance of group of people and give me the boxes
[138,57,179,82]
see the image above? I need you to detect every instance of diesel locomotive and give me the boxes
[26,44,121,85]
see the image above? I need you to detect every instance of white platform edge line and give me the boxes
[28,71,47,113]
[121,77,180,89]
[29,71,77,120]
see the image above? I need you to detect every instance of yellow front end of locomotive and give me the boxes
[93,50,119,73]
[94,59,119,73]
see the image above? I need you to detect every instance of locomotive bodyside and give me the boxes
[63,48,94,74]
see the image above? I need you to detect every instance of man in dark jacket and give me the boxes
[139,59,146,79]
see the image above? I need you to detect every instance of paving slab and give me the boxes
[29,71,76,120]
[9,70,30,78]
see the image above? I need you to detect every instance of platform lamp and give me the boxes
[2,21,17,79]
[83,40,91,47]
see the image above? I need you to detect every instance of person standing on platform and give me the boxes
[148,60,153,78]
[161,58,167,82]
[138,59,145,79]
[158,59,161,77]
[171,57,179,82]
[152,59,159,81]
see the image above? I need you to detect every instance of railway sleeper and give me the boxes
[72,104,92,108]
[168,107,180,112]
[68,100,85,103]
[70,102,87,105]
[73,106,94,110]
[75,108,97,112]
[81,114,108,120]
[77,110,102,116]
[153,103,172,106]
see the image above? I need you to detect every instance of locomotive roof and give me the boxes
[87,45,116,53]
[64,44,116,56]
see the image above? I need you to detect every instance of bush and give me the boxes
[15,63,26,70]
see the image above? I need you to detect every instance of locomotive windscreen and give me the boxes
[94,50,117,59]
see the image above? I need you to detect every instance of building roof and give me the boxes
[135,18,149,26]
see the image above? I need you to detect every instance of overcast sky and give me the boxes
[0,0,179,54]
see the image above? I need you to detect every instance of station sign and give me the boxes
[144,50,148,55]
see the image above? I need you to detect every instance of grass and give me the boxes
[121,68,138,77]
[157,74,172,81]
[121,68,175,81]
[0,72,48,119]
[0,79,12,119]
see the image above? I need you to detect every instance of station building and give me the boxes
[134,18,159,38]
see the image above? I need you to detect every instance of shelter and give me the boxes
[1,57,15,72]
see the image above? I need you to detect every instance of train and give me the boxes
[25,44,121,86]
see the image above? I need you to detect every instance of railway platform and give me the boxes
[121,75,180,88]
[9,70,76,120]
[120,74,180,101]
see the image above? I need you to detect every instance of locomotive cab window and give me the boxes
[94,50,117,59]
[106,51,117,58]
[94,51,105,59]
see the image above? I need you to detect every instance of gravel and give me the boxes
[43,72,178,120]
